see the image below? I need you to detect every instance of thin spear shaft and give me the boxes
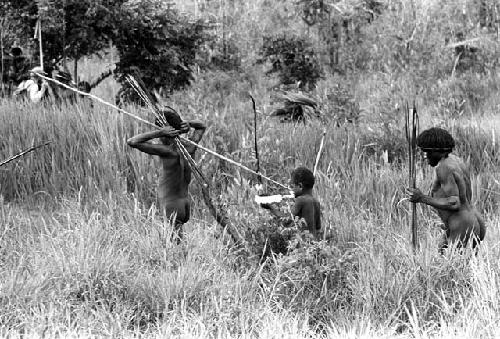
[411,102,418,250]
[249,95,261,184]
[314,130,326,176]
[0,25,4,97]
[0,141,52,167]
[33,72,289,190]
[405,101,419,252]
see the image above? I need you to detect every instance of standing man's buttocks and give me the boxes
[432,155,484,244]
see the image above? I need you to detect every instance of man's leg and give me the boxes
[438,232,449,255]
[164,199,190,243]
[173,221,184,244]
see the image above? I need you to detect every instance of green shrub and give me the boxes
[259,34,323,90]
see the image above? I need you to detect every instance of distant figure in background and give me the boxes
[13,66,49,103]
[406,127,486,253]
[127,109,206,242]
[261,166,322,240]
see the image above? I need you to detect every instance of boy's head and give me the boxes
[290,166,315,196]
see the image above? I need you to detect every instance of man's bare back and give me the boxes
[157,144,193,223]
[407,127,486,252]
[430,155,485,248]
[127,119,206,238]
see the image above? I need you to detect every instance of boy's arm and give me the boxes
[262,203,288,219]
[185,120,207,154]
[262,199,303,227]
[127,128,180,157]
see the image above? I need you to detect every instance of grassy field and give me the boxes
[2,0,500,334]
[1,59,500,338]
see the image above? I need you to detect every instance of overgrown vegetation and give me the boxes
[1,0,500,337]
[260,34,323,89]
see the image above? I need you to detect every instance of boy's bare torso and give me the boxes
[293,194,321,236]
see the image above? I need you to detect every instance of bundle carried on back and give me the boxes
[125,72,184,130]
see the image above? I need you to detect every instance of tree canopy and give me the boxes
[1,0,207,101]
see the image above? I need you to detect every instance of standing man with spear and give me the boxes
[405,126,486,253]
[125,81,207,242]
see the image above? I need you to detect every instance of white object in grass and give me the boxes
[255,194,294,205]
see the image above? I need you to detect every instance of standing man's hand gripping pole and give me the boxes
[405,185,461,211]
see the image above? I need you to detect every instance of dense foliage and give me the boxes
[260,34,323,90]
[1,0,208,101]
[113,1,206,104]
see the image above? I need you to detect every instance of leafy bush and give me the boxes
[319,80,362,125]
[114,1,207,104]
[435,72,499,117]
[259,237,358,324]
[259,34,323,90]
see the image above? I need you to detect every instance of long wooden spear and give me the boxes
[313,130,326,176]
[34,15,43,69]
[0,141,52,167]
[249,94,261,184]
[405,101,419,251]
[0,21,4,97]
[33,71,289,189]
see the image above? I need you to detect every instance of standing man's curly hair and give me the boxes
[154,106,184,130]
[416,127,455,152]
[291,166,315,189]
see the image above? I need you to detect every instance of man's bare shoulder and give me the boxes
[437,156,465,174]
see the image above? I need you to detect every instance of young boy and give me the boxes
[127,109,206,241]
[261,166,322,239]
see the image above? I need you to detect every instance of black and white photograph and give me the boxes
[0,0,499,337]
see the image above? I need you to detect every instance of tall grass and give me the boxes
[1,65,500,337]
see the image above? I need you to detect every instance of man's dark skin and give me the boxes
[127,119,206,240]
[406,132,486,252]
[262,168,321,239]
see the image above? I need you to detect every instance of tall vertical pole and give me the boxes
[36,18,43,69]
[250,95,261,184]
[411,102,418,251]
[405,101,419,252]
[62,0,67,71]
[1,23,5,97]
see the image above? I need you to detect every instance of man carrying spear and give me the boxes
[406,127,486,253]
[127,108,206,242]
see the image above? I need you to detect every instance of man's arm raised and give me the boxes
[184,120,207,154]
[127,128,180,157]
